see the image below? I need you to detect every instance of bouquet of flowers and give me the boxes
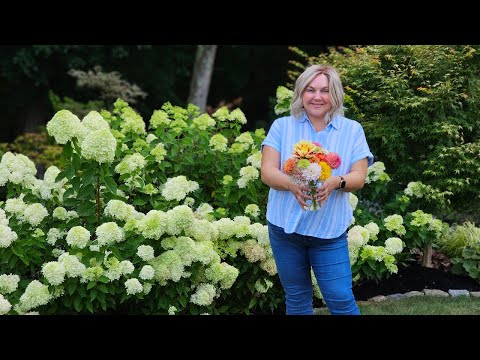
[283,140,341,211]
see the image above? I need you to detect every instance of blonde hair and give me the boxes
[290,64,345,124]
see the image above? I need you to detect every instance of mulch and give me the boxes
[353,263,480,301]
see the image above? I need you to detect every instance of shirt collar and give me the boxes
[299,112,342,130]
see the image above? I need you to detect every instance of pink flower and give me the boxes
[313,142,321,147]
[325,152,341,169]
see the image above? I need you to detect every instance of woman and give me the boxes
[261,64,374,315]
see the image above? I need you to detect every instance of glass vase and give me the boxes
[290,177,322,211]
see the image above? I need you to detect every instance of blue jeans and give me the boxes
[268,221,360,315]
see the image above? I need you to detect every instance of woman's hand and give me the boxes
[316,176,340,206]
[288,183,313,209]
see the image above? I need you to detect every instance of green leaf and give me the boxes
[90,289,98,302]
[133,197,148,206]
[87,281,96,290]
[66,166,75,180]
[248,298,257,309]
[11,245,23,257]
[67,281,77,295]
[98,276,109,284]
[74,297,83,312]
[98,284,109,293]
[78,201,95,216]
[77,184,95,200]
[104,177,117,194]
[85,301,94,313]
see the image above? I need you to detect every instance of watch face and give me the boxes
[340,180,346,188]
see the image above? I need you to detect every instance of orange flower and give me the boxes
[283,157,297,175]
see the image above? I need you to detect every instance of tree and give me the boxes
[187,45,217,112]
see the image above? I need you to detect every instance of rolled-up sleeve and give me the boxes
[261,119,281,153]
[350,124,374,167]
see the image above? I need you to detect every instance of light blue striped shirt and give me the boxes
[261,114,374,238]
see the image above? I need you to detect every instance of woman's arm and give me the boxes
[261,145,312,208]
[316,158,369,205]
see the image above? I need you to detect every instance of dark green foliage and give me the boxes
[289,45,480,221]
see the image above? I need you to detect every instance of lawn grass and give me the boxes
[315,296,480,315]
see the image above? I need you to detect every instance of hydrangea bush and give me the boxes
[0,99,281,315]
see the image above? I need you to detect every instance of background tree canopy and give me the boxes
[0,45,327,142]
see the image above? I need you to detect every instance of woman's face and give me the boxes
[302,73,331,121]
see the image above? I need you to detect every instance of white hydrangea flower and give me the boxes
[0,225,18,248]
[211,106,229,121]
[150,143,167,163]
[137,210,168,240]
[168,306,177,315]
[165,206,195,236]
[119,261,135,275]
[366,161,390,184]
[349,193,359,210]
[42,262,66,286]
[183,197,195,207]
[46,110,86,145]
[192,113,216,130]
[228,108,247,124]
[241,239,266,263]
[0,294,12,315]
[149,109,171,129]
[249,223,269,246]
[115,153,146,175]
[139,265,155,280]
[404,181,425,197]
[0,274,20,294]
[137,245,155,261]
[209,134,228,152]
[23,203,48,227]
[120,107,146,135]
[237,166,259,189]
[4,196,26,217]
[255,278,273,294]
[149,250,185,283]
[104,199,142,222]
[66,226,91,249]
[246,151,262,169]
[385,237,403,255]
[194,203,214,219]
[17,280,51,313]
[364,222,380,241]
[95,222,125,246]
[81,128,117,163]
[384,214,406,236]
[145,133,158,143]
[82,111,110,133]
[58,253,86,278]
[0,152,37,187]
[125,278,143,295]
[185,219,218,242]
[190,283,216,306]
[162,176,199,202]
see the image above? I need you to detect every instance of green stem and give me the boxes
[96,173,101,227]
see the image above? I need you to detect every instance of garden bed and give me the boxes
[353,263,480,301]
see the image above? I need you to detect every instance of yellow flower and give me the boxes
[319,162,332,181]
[293,140,316,159]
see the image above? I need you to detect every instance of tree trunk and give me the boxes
[23,100,47,133]
[188,45,217,113]
[422,243,433,268]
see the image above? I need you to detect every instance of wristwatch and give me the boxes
[338,176,346,189]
